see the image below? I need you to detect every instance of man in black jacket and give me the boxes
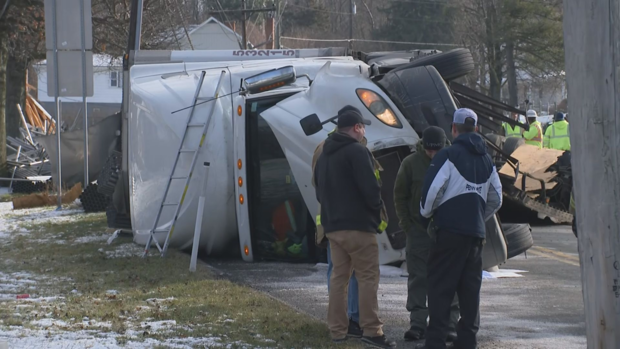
[314,106,395,348]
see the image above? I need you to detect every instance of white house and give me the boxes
[172,17,248,51]
[34,54,122,130]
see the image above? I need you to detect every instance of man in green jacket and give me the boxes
[394,126,459,342]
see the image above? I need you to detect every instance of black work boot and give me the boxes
[446,330,458,343]
[332,336,348,344]
[362,334,397,348]
[347,318,363,338]
[404,327,425,341]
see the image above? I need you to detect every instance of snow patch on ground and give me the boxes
[0,202,84,243]
[74,234,109,244]
[140,320,176,332]
[104,243,143,258]
[0,272,40,298]
[0,326,253,349]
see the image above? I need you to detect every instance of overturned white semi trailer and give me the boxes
[126,50,418,265]
[104,48,507,268]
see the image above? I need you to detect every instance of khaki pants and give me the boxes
[327,230,383,339]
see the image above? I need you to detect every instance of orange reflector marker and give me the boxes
[244,245,250,256]
[237,159,242,169]
[238,177,243,187]
[239,194,244,205]
[237,105,243,116]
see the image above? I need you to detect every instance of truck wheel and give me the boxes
[503,137,525,156]
[502,223,534,259]
[106,204,132,230]
[390,49,475,82]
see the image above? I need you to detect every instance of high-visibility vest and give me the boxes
[272,200,296,242]
[503,123,522,138]
[523,121,543,148]
[544,121,571,151]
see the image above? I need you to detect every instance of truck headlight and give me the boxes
[356,89,402,128]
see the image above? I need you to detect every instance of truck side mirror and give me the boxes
[300,113,323,136]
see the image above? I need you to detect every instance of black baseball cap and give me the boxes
[336,105,371,128]
[423,126,447,150]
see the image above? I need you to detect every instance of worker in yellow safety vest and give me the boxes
[522,109,543,148]
[502,112,523,138]
[544,112,571,151]
[271,200,300,256]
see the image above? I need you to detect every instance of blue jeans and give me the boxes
[327,241,360,323]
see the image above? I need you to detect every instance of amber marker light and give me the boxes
[237,105,242,116]
[237,159,242,169]
[238,177,243,187]
[239,194,244,204]
[244,245,250,256]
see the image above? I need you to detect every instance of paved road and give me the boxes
[210,225,586,348]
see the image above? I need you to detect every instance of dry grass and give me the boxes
[0,204,363,348]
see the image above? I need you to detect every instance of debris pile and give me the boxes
[21,95,56,135]
[7,95,55,193]
[12,182,82,210]
[12,178,52,194]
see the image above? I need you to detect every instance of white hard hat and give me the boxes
[526,109,538,118]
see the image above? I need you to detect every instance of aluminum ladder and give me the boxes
[142,70,226,257]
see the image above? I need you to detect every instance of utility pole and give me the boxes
[349,0,354,50]
[79,0,89,188]
[564,1,620,348]
[209,2,276,50]
[241,0,247,49]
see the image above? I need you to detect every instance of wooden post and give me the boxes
[264,16,274,49]
[563,1,620,347]
[241,0,247,49]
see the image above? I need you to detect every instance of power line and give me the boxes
[382,0,453,4]
[286,3,456,24]
[280,36,462,47]
[287,3,349,15]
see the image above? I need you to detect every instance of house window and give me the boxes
[110,71,122,88]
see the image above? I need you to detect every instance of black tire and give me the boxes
[503,137,525,156]
[106,204,132,230]
[97,151,122,196]
[390,49,475,82]
[378,65,458,140]
[502,223,534,259]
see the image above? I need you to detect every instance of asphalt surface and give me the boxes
[210,225,586,348]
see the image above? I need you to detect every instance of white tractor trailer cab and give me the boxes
[115,48,507,269]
